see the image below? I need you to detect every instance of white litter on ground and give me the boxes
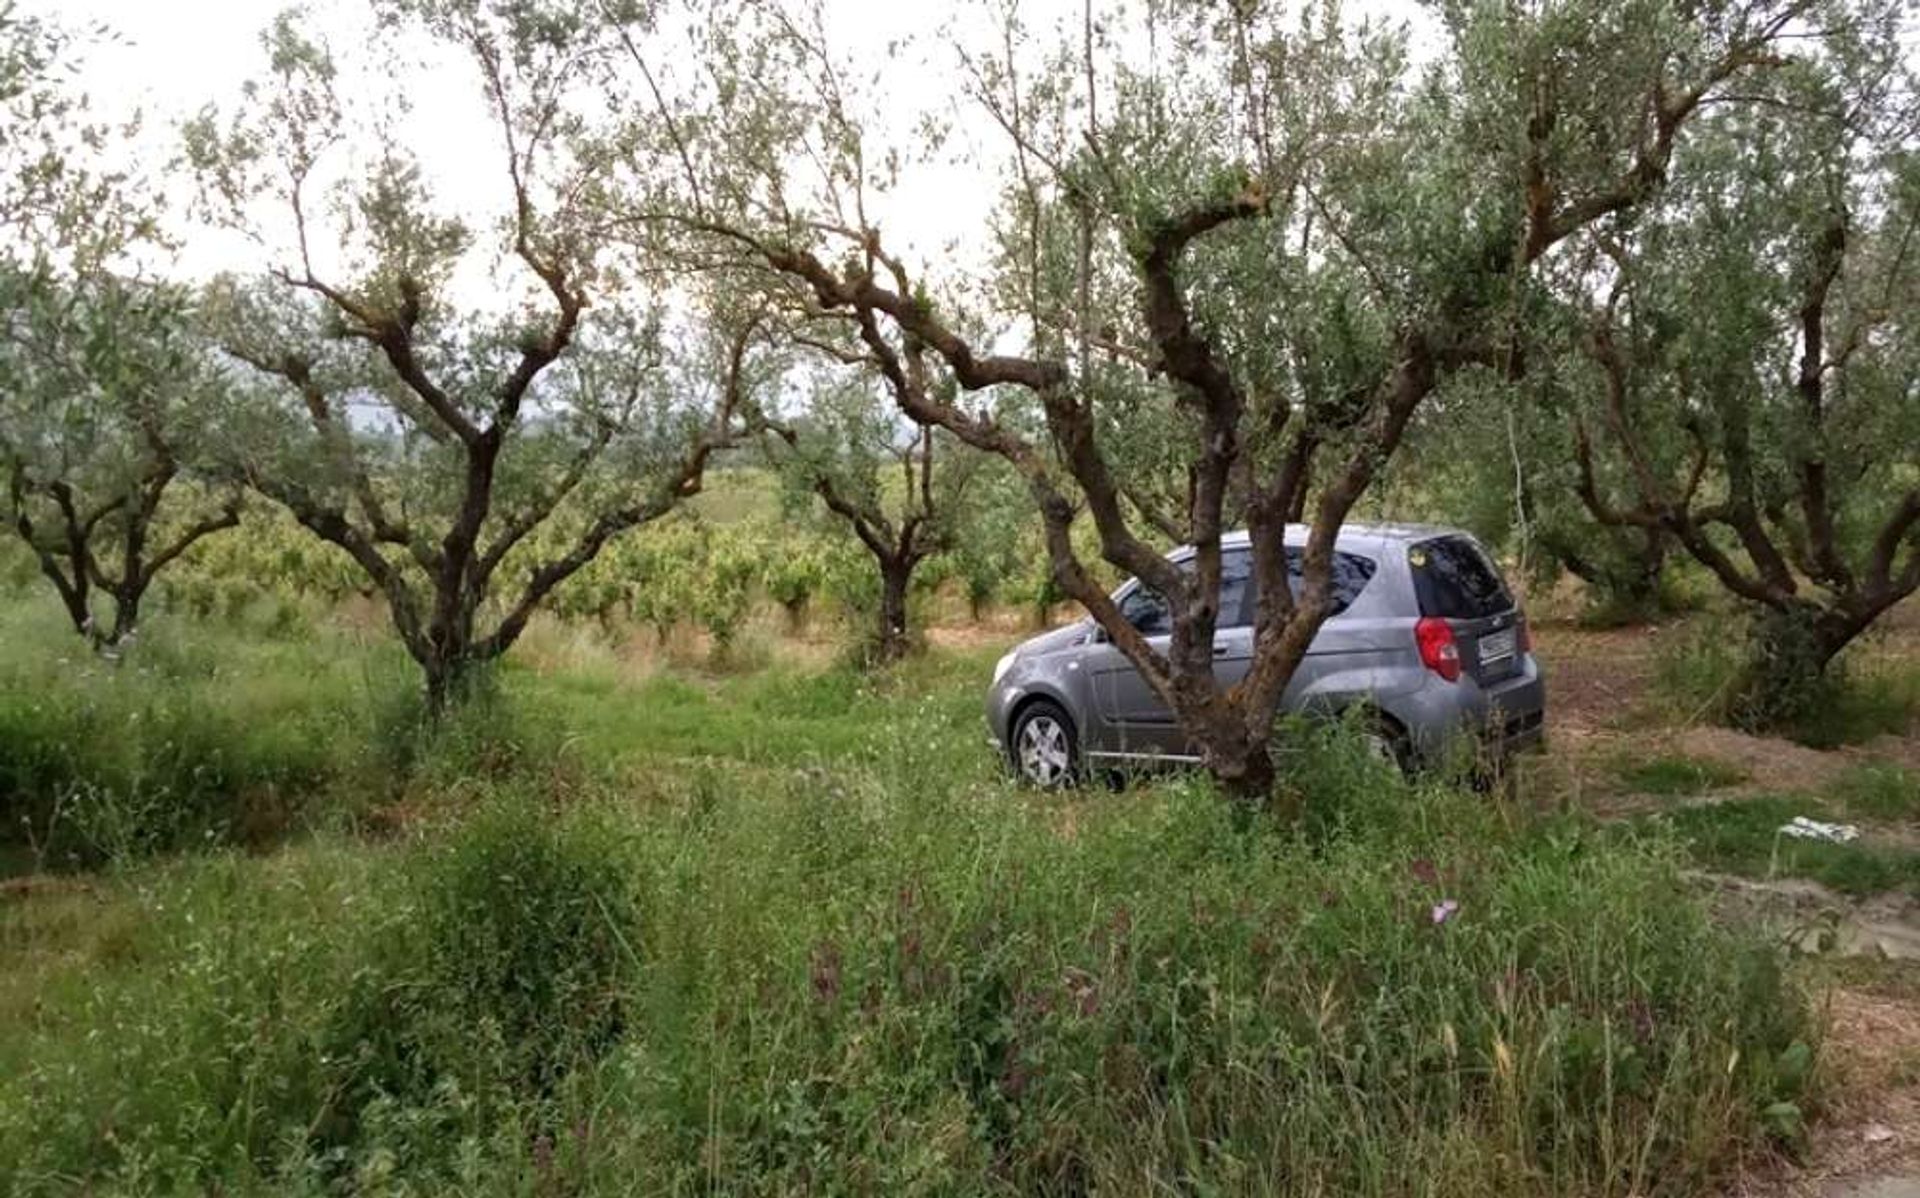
[1779,816,1862,844]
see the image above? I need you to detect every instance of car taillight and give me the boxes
[1415,617,1461,682]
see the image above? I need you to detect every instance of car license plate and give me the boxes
[1479,628,1516,663]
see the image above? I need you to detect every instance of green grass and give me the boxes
[1653,795,1920,898]
[514,644,1001,776]
[1794,663,1920,749]
[0,589,1827,1195]
[0,599,411,869]
[1615,753,1749,796]
[1831,761,1920,821]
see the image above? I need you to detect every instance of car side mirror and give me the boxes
[1088,621,1109,644]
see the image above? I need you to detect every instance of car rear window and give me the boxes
[1409,536,1512,620]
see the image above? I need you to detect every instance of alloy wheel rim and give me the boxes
[1017,715,1070,785]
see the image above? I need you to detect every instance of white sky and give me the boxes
[29,0,1432,302]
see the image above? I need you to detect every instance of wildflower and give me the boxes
[1430,898,1460,925]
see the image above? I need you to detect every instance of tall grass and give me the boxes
[0,599,412,867]
[1651,616,1919,748]
[0,588,1818,1194]
[0,725,1813,1196]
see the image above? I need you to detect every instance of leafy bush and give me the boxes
[397,797,637,1096]
[694,525,762,662]
[760,532,827,630]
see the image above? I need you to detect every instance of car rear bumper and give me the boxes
[1399,654,1547,767]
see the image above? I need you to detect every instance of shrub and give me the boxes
[392,796,637,1097]
[1652,616,1918,748]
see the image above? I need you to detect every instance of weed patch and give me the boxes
[1652,619,1919,748]
[1616,752,1749,795]
[1832,762,1919,821]
[0,752,1818,1196]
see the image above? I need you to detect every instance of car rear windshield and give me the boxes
[1409,536,1512,620]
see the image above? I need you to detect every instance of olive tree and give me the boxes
[186,3,762,711]
[0,3,239,650]
[1560,0,1919,725]
[605,0,1813,804]
[1403,367,1680,619]
[2,275,241,648]
[765,356,991,661]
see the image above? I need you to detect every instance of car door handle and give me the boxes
[1213,644,1231,657]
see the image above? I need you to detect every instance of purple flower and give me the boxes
[1430,899,1461,926]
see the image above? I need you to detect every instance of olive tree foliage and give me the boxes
[0,3,240,650]
[765,357,997,662]
[183,1,762,711]
[597,0,1815,804]
[1402,368,1680,620]
[2,277,243,648]
[1559,0,1920,727]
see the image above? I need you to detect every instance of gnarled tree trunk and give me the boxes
[874,552,916,664]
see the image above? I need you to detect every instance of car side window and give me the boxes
[1219,550,1253,628]
[1118,585,1172,637]
[1237,548,1379,623]
[1116,550,1253,636]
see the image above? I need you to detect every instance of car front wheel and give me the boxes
[1010,701,1079,789]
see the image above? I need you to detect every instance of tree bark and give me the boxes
[104,585,144,648]
[874,555,914,663]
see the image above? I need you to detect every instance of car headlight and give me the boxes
[992,650,1017,685]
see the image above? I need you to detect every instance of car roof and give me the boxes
[1168,522,1468,560]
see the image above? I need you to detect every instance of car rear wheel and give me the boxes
[1010,701,1079,789]
[1357,717,1411,775]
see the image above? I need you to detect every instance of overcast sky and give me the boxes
[28,0,1439,298]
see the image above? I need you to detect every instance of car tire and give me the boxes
[1358,717,1411,776]
[1009,700,1080,789]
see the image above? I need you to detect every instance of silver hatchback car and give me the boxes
[986,523,1545,785]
